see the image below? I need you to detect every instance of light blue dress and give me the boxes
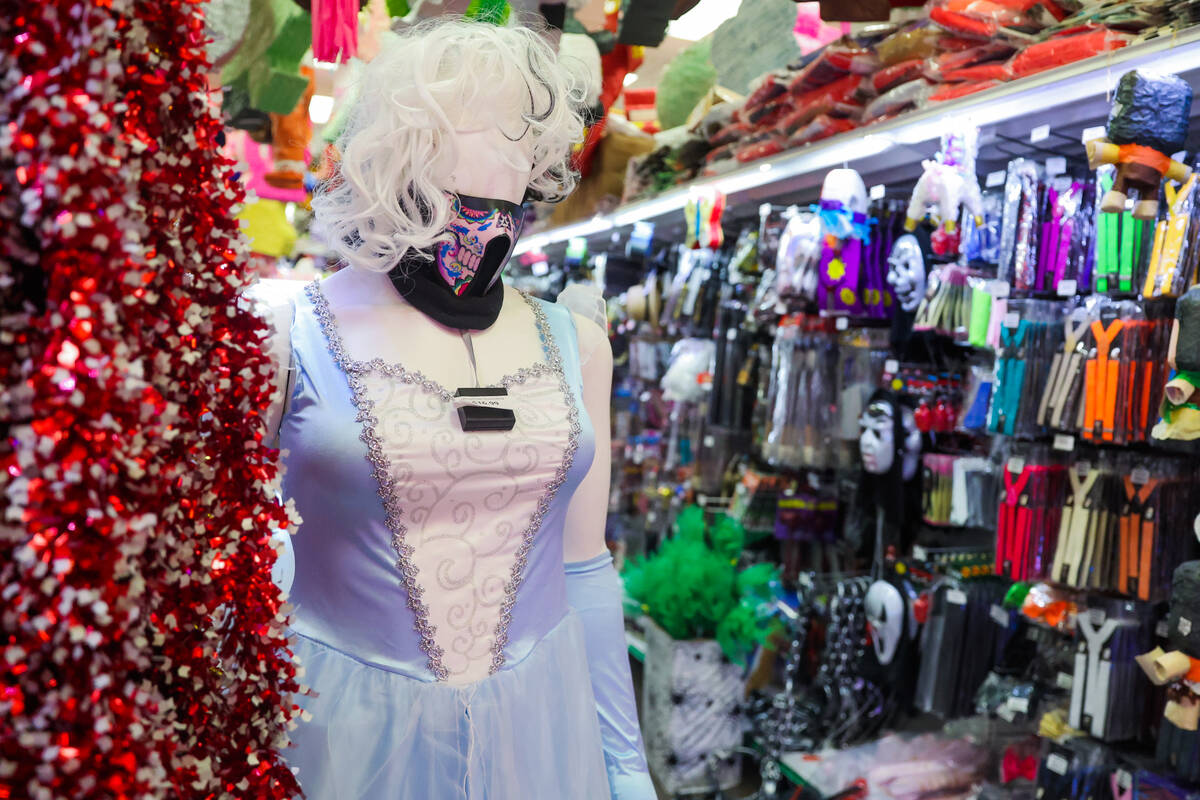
[280,282,614,799]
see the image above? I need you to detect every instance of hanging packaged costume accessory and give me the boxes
[388,193,526,331]
[815,169,872,316]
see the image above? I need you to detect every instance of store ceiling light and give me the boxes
[666,0,743,42]
[309,94,335,124]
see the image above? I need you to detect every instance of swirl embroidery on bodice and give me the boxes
[305,281,581,683]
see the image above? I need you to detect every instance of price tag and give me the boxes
[997,703,1017,722]
[1045,156,1067,177]
[1089,608,1107,626]
[1180,617,1193,637]
[885,359,900,374]
[993,280,1011,299]
[947,588,968,606]
[991,604,1009,625]
[1007,456,1026,474]
[1157,620,1170,638]
[1081,125,1106,144]
[869,184,886,200]
[1053,434,1075,452]
[913,545,928,561]
[726,327,738,341]
[1056,671,1074,690]
[1047,754,1069,775]
[1075,459,1092,477]
[1004,311,1020,329]
[836,316,849,331]
[1009,696,1030,713]
[986,170,1006,188]
[1131,466,1151,486]
[1030,124,1050,143]
[1056,279,1077,297]
[1117,771,1132,792]
[531,259,550,277]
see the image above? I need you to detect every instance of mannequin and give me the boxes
[262,20,653,800]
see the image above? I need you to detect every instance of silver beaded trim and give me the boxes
[486,295,581,674]
[303,281,580,681]
[305,281,448,680]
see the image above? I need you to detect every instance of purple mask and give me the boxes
[434,193,525,297]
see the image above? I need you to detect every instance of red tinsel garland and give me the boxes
[0,1,302,797]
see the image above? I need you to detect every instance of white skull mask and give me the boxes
[886,234,927,313]
[865,580,905,665]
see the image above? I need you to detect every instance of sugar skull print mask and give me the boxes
[434,193,525,296]
[387,192,527,331]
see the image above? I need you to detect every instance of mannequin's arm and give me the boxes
[563,313,656,800]
[564,312,612,561]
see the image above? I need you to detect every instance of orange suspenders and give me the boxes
[1120,478,1159,601]
[1084,319,1124,442]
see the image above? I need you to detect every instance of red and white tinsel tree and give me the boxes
[0,1,303,797]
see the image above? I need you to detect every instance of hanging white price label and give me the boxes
[836,316,849,331]
[1045,157,1067,177]
[1180,617,1193,637]
[991,604,1009,625]
[869,184,886,200]
[997,704,1017,722]
[1081,125,1106,143]
[992,280,1011,299]
[986,170,1006,188]
[1056,279,1077,296]
[1004,312,1020,329]
[1047,754,1069,775]
[1007,456,1026,474]
[1056,672,1074,690]
[885,359,900,374]
[1052,434,1075,452]
[1030,124,1050,143]
[912,545,927,561]
[1008,696,1030,714]
[1157,620,1170,638]
[946,588,968,605]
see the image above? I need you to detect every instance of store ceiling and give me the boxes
[573,0,724,91]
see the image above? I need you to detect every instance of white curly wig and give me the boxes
[312,18,587,273]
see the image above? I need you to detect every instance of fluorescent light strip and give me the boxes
[521,30,1200,249]
[513,216,613,254]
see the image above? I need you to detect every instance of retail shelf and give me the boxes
[626,630,647,663]
[777,752,827,793]
[517,26,1200,256]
